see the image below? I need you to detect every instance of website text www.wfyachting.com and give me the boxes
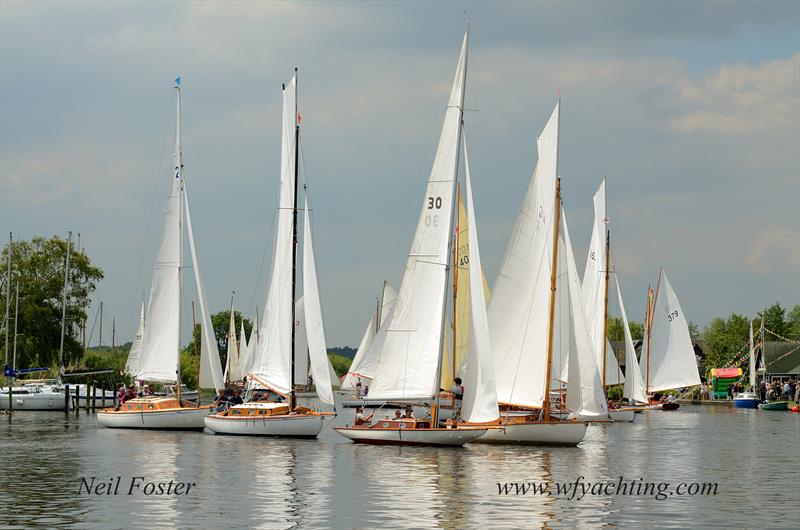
[497,476,719,501]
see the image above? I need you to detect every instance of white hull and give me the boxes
[0,392,68,411]
[334,426,486,446]
[97,407,211,430]
[608,409,635,422]
[473,421,587,446]
[204,413,325,438]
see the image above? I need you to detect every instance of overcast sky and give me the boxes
[1,1,798,346]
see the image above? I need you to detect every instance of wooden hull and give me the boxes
[334,426,486,446]
[472,421,587,446]
[758,401,788,411]
[660,402,680,411]
[608,408,636,422]
[97,406,212,430]
[204,413,326,438]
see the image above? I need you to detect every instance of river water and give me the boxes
[1,402,798,529]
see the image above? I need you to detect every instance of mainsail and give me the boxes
[643,269,701,393]
[224,304,241,384]
[488,102,559,408]
[368,31,468,401]
[252,75,297,395]
[581,179,624,385]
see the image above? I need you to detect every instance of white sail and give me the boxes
[459,138,499,424]
[488,102,559,408]
[252,75,297,395]
[294,297,309,386]
[617,274,647,404]
[342,282,396,389]
[368,31,468,401]
[136,90,183,384]
[125,302,145,376]
[561,211,607,419]
[303,200,334,405]
[235,319,247,383]
[224,307,241,384]
[183,181,225,391]
[581,179,623,384]
[239,311,257,376]
[646,269,701,392]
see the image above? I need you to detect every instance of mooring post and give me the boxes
[92,383,96,412]
[74,385,80,414]
[101,384,106,408]
[7,382,12,413]
[64,384,70,412]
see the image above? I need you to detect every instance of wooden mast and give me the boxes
[452,187,459,387]
[601,229,610,389]
[645,267,663,394]
[543,177,561,422]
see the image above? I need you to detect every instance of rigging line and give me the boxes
[125,90,176,340]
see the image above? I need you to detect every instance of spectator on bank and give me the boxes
[758,381,767,402]
[700,382,709,400]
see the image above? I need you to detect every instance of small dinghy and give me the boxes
[758,401,788,411]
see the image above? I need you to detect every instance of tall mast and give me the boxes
[289,67,300,410]
[543,178,561,422]
[601,229,610,389]
[4,232,11,366]
[432,26,468,428]
[452,187,460,384]
[59,231,72,370]
[175,77,183,401]
[645,267,663,394]
[99,301,103,347]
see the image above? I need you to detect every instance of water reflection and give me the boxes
[1,405,798,528]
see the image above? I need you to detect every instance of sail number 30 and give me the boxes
[425,196,443,227]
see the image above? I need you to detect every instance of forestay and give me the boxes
[488,102,559,409]
[367,31,468,401]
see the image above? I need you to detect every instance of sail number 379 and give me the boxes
[667,310,679,322]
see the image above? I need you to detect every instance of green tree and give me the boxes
[0,235,103,370]
[185,310,252,370]
[759,302,788,339]
[327,352,352,377]
[702,313,750,369]
[606,317,644,342]
[787,304,800,338]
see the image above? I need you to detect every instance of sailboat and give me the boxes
[640,268,702,411]
[204,69,336,438]
[733,322,760,408]
[341,280,397,396]
[98,78,225,429]
[474,99,604,446]
[580,179,636,422]
[222,295,243,386]
[335,28,492,446]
